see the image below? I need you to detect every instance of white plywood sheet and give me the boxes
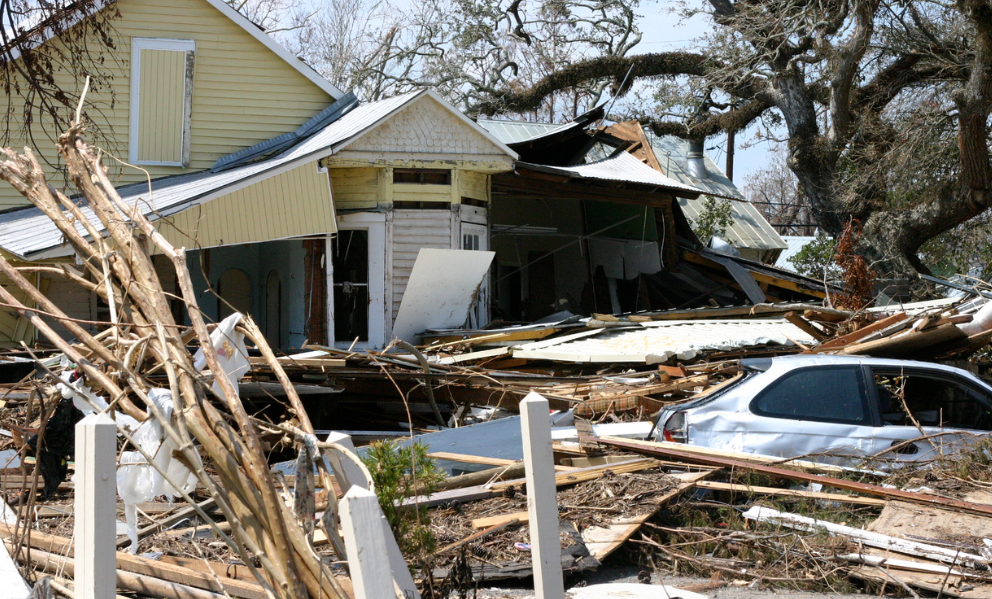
[0,538,29,599]
[392,249,495,343]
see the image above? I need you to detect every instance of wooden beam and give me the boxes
[0,524,266,599]
[811,312,909,352]
[598,437,992,518]
[695,480,885,505]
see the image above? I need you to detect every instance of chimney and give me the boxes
[686,139,707,179]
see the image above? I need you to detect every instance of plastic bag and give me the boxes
[192,312,250,397]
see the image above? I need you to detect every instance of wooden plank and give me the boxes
[783,311,827,342]
[695,480,886,505]
[0,525,266,599]
[472,511,529,529]
[428,452,516,467]
[582,469,713,560]
[117,498,217,548]
[596,436,849,475]
[811,313,909,352]
[435,518,521,555]
[489,458,659,491]
[598,437,992,519]
[840,323,967,356]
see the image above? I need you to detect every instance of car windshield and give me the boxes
[873,369,992,431]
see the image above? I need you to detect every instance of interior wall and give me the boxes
[187,239,307,349]
[490,196,588,320]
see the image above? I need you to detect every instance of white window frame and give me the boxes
[129,37,196,167]
[331,213,387,350]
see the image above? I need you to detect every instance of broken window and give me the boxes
[393,169,451,185]
[130,38,195,166]
[751,366,869,424]
[872,369,992,430]
[333,230,370,343]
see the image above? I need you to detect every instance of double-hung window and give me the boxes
[129,38,195,166]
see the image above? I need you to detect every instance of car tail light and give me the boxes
[662,412,687,443]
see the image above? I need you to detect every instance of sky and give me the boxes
[633,1,778,188]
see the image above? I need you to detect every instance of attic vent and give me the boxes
[393,169,451,185]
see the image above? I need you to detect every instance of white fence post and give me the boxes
[340,486,396,599]
[74,412,117,599]
[520,392,564,599]
[324,433,419,599]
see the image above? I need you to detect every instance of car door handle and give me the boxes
[890,440,919,455]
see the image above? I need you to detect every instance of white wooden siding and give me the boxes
[390,209,453,322]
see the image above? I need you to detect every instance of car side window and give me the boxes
[751,366,869,425]
[872,370,992,431]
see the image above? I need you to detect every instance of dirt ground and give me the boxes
[473,565,870,598]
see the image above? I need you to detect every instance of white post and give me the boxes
[323,433,420,598]
[323,432,370,491]
[74,413,117,599]
[520,392,564,599]
[339,487,396,599]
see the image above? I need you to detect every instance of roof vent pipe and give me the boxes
[686,138,707,179]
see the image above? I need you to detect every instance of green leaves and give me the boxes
[361,440,446,559]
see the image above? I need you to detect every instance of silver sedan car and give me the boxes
[651,355,992,464]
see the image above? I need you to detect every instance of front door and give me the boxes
[332,214,386,349]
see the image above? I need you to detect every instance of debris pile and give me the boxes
[1,128,992,598]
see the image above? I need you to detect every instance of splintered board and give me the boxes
[581,469,714,561]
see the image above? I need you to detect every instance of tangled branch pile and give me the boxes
[0,124,349,599]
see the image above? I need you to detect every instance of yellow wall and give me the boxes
[0,0,334,210]
[158,162,336,249]
[329,165,493,211]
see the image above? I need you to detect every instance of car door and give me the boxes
[868,366,992,462]
[701,365,879,462]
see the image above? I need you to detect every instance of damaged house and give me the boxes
[0,0,516,349]
[476,112,825,321]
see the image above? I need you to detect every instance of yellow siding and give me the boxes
[0,0,334,210]
[328,168,379,210]
[393,184,451,203]
[137,49,186,163]
[158,162,336,249]
[461,171,488,202]
[0,272,36,347]
[328,165,492,210]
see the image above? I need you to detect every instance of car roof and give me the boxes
[758,354,987,383]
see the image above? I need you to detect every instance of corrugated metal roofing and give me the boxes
[680,196,788,251]
[476,119,567,144]
[645,133,743,200]
[517,152,704,195]
[512,319,816,363]
[0,90,455,259]
[775,235,819,271]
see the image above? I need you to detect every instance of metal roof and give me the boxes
[475,120,567,144]
[680,196,788,251]
[512,319,816,363]
[0,90,515,260]
[645,133,743,200]
[515,152,704,195]
[774,235,819,271]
